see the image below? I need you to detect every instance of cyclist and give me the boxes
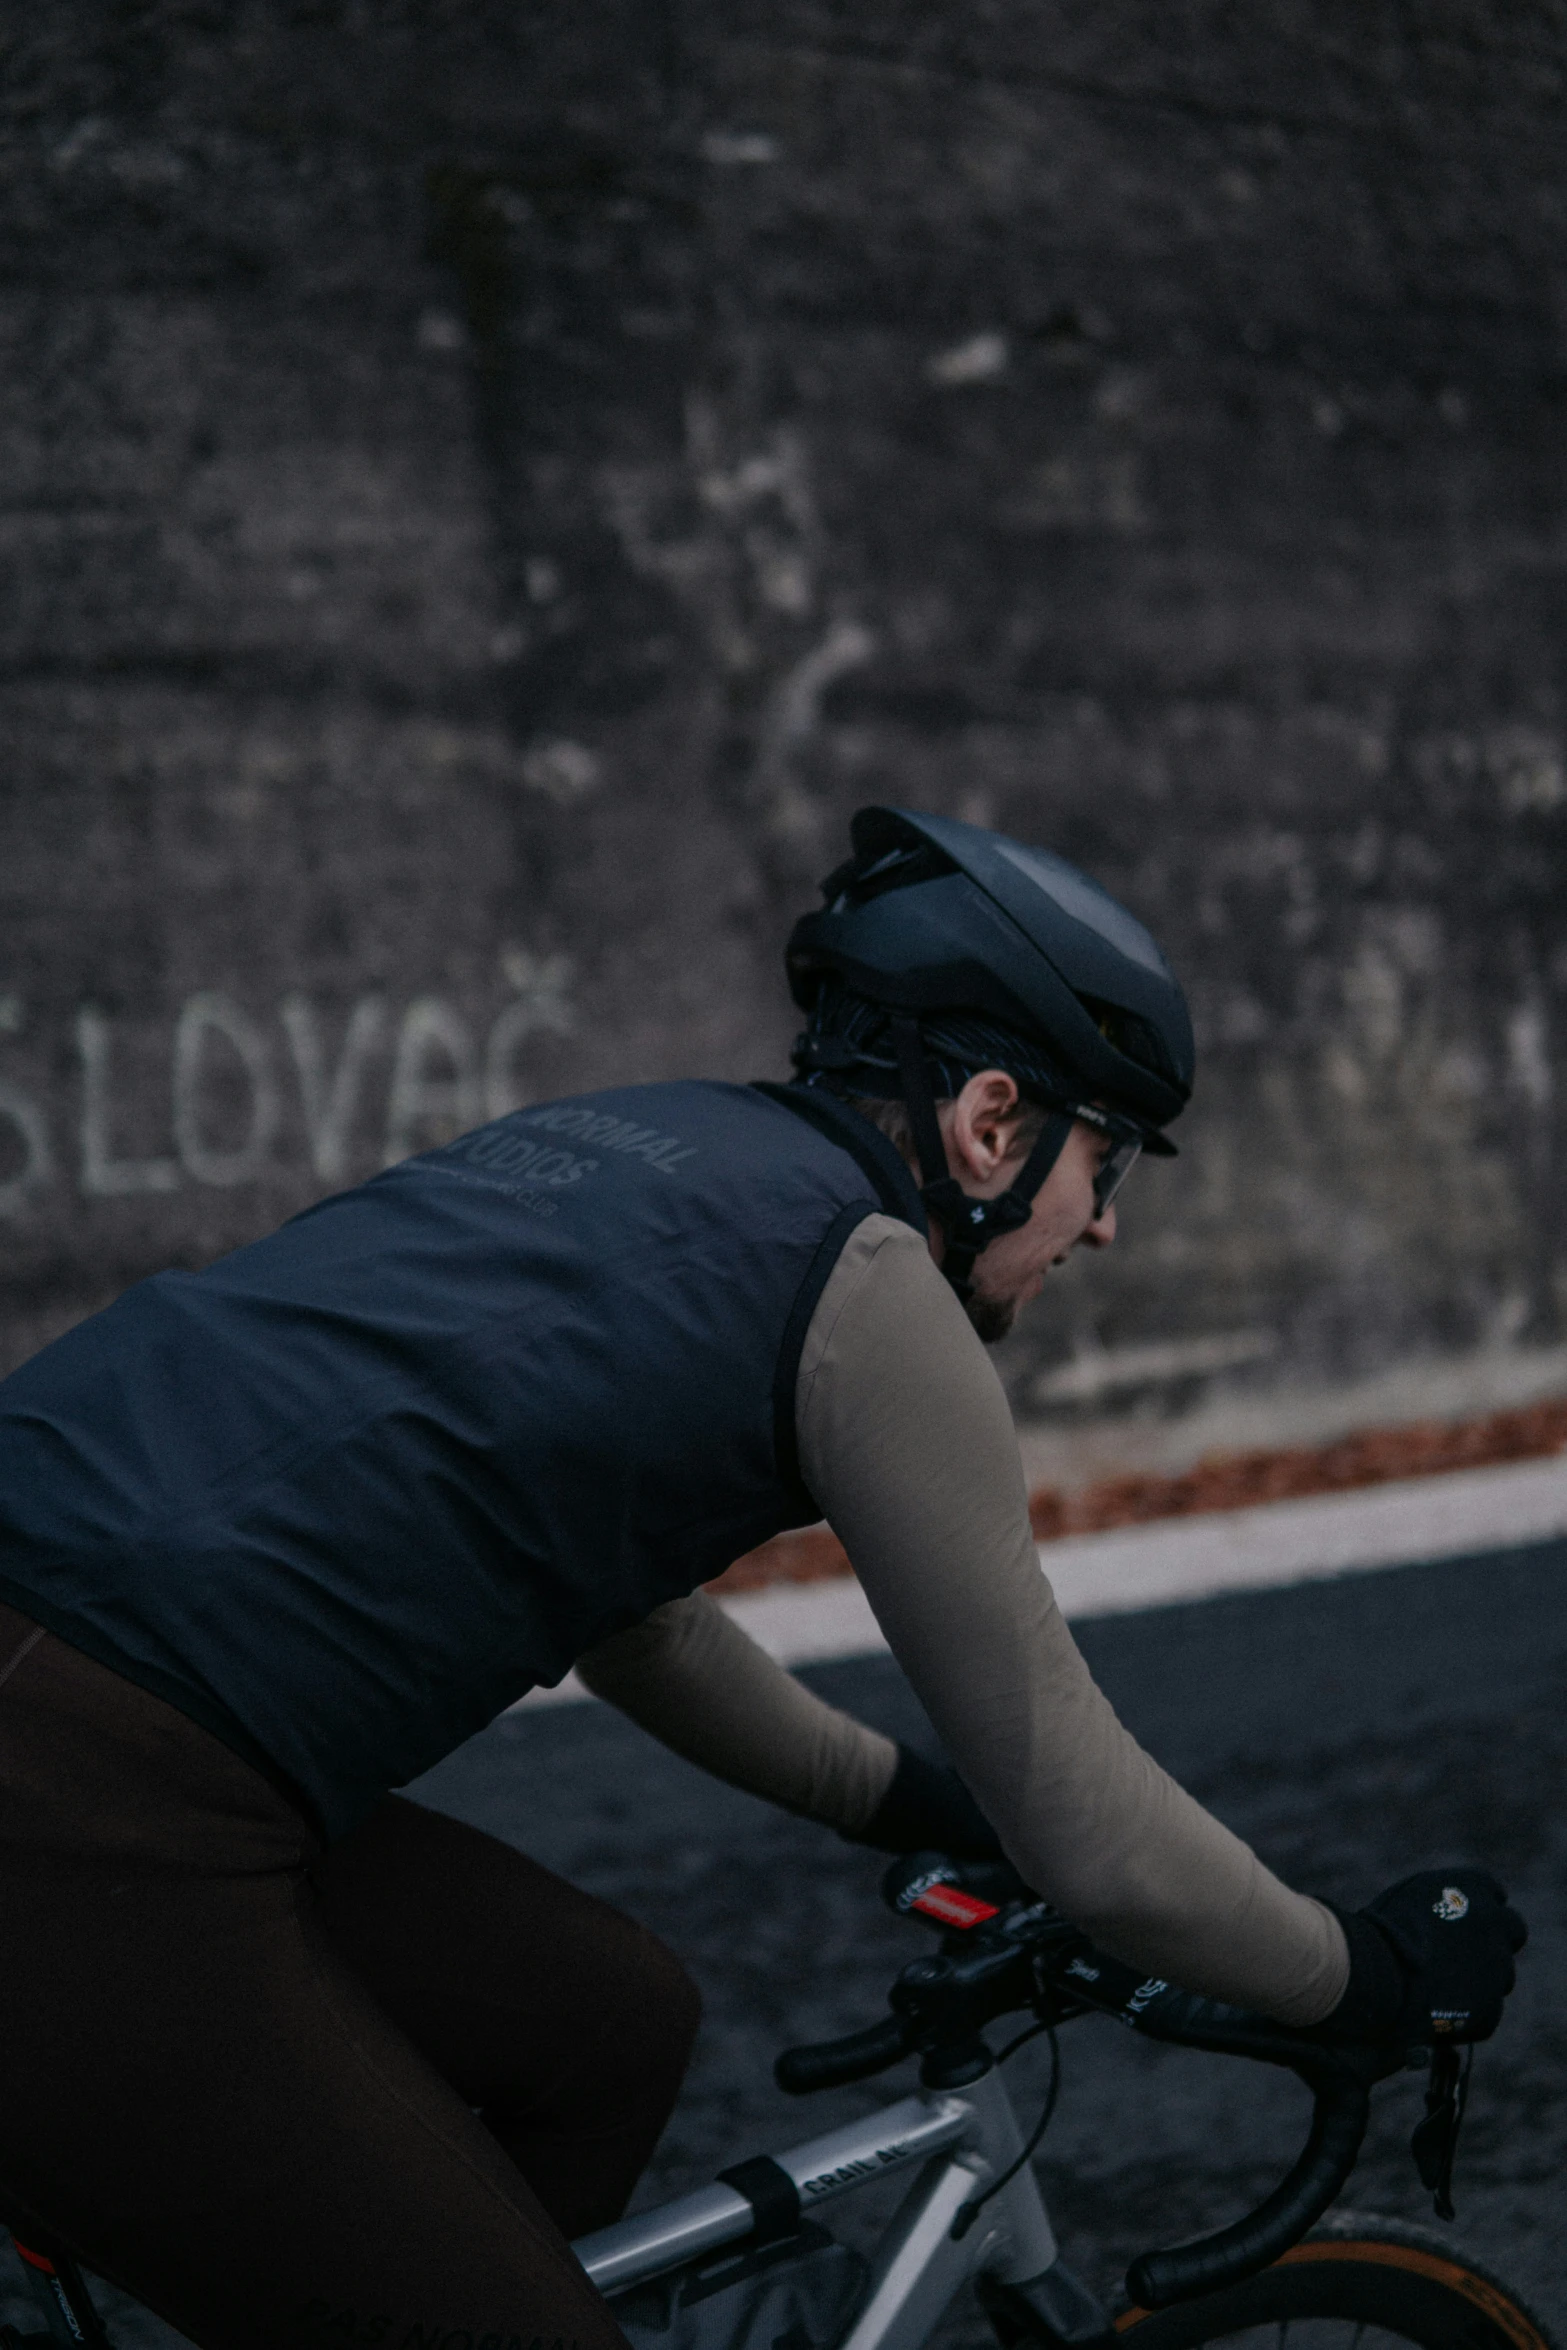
[0,806,1524,2350]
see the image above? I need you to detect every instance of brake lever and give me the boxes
[1410,2043,1471,2221]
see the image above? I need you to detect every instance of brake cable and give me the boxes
[950,2026,1061,2241]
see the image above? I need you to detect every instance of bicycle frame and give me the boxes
[1,2077,1069,2350]
[0,1865,1423,2350]
[574,2066,1073,2350]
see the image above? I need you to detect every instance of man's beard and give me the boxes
[964,1289,1017,1346]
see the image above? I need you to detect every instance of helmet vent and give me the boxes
[1083,997,1181,1089]
[822,838,958,913]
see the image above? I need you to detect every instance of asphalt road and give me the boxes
[3,1537,1562,2345]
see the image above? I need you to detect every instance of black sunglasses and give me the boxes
[1059,1103,1144,1216]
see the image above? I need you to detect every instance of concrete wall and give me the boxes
[3,3,1566,1437]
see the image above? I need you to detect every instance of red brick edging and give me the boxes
[707,1397,1567,1595]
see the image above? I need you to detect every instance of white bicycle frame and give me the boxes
[573,2066,1066,2350]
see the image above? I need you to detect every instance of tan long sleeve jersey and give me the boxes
[577,1215,1348,2027]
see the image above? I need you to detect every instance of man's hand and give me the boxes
[842,1744,1003,1858]
[1311,1868,1528,2049]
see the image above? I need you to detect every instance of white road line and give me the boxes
[513,1452,1567,1705]
[1040,1450,1567,1621]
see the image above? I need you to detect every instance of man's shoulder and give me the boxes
[804,1211,977,1383]
[826,1211,935,1281]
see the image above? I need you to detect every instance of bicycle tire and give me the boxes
[1115,2213,1555,2350]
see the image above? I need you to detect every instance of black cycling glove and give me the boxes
[1311,1868,1528,2049]
[843,1744,1004,1859]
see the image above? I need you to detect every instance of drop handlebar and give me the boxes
[774,1856,1384,2310]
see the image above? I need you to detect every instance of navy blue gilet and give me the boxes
[0,1081,923,1838]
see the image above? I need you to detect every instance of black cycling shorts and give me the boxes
[0,1606,699,2350]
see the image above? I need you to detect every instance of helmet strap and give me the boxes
[889,1018,1074,1303]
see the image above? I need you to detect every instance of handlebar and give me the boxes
[774,2016,912,2094]
[775,1854,1384,2310]
[1127,2061,1369,2306]
[1098,1980,1375,2305]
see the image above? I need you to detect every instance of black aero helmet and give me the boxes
[786,806,1194,1299]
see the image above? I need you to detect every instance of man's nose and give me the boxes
[1082,1202,1117,1250]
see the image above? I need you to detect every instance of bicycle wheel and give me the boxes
[1116,2214,1555,2350]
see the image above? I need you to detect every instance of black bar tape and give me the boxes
[1126,2071,1370,2308]
[717,2156,803,2246]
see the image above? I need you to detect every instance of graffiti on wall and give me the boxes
[0,951,575,1217]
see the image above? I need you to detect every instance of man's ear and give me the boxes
[945,1069,1022,1185]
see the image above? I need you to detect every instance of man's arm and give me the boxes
[796,1216,1349,2028]
[576,1590,898,1830]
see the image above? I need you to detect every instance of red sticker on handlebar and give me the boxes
[909,1884,1000,1929]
